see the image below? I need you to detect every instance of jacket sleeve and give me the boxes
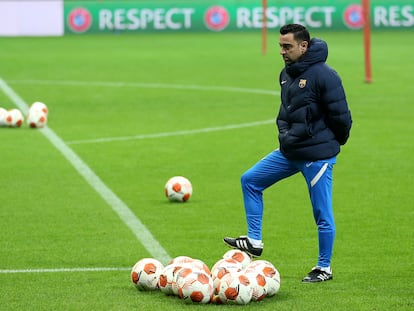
[319,66,352,145]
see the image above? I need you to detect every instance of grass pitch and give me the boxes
[0,30,413,310]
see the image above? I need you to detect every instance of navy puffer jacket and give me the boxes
[277,38,352,161]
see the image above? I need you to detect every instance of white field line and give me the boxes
[0,267,130,274]
[0,78,172,265]
[67,119,275,145]
[8,79,280,96]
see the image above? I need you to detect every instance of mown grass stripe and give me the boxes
[0,78,172,265]
[7,79,279,96]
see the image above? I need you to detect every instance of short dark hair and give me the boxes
[280,24,310,44]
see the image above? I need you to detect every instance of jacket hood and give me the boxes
[285,38,328,78]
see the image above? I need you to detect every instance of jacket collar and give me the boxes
[285,38,328,78]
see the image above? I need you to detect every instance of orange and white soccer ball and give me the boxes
[245,260,280,297]
[170,263,196,296]
[211,258,243,291]
[216,272,252,305]
[5,108,24,127]
[27,108,47,128]
[131,258,164,291]
[27,101,48,128]
[245,270,267,301]
[222,249,252,269]
[176,268,214,304]
[160,258,210,296]
[171,263,209,295]
[164,176,192,202]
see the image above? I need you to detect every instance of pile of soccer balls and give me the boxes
[0,101,48,128]
[131,250,280,305]
[158,178,281,305]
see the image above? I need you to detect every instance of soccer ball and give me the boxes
[27,101,48,128]
[217,272,252,305]
[170,263,195,296]
[222,249,252,269]
[5,108,24,127]
[161,258,210,296]
[27,108,47,128]
[176,268,214,304]
[0,108,8,126]
[245,260,280,297]
[131,258,164,291]
[164,176,192,202]
[30,101,48,115]
[245,270,267,301]
[210,258,242,291]
[171,261,210,296]
[158,263,177,295]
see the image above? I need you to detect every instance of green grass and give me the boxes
[0,30,413,310]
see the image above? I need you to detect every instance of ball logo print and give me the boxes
[343,4,365,29]
[68,7,92,33]
[204,6,230,31]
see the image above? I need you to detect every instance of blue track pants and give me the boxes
[241,149,336,268]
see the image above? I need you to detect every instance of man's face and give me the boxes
[279,33,307,64]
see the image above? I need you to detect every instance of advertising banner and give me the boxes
[64,0,414,34]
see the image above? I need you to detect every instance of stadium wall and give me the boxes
[0,1,63,36]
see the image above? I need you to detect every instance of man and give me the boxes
[224,24,352,283]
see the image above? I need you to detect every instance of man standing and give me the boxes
[224,24,352,282]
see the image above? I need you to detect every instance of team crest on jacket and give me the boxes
[299,79,307,88]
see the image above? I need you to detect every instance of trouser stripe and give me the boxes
[310,163,328,187]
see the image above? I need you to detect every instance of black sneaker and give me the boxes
[223,236,263,257]
[302,267,333,283]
